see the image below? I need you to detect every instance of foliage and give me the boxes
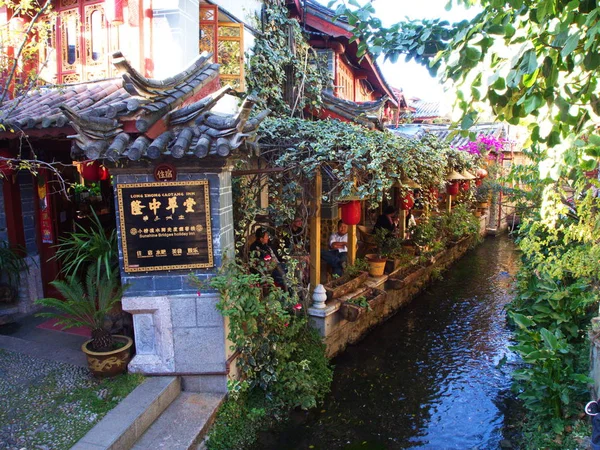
[190,262,332,411]
[346,295,370,310]
[411,219,437,249]
[35,265,128,350]
[0,240,28,294]
[259,117,452,205]
[71,182,101,197]
[246,0,330,116]
[345,257,370,278]
[441,204,480,242]
[53,209,118,281]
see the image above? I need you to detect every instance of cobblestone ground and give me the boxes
[0,349,143,450]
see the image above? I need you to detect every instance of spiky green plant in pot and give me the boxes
[36,265,128,351]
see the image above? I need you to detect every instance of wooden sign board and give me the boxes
[116,181,213,272]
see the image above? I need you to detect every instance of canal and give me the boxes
[259,234,520,449]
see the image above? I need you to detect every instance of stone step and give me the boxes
[131,391,225,450]
[72,376,181,450]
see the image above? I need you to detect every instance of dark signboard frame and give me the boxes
[117,180,214,273]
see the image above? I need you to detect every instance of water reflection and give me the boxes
[258,235,519,449]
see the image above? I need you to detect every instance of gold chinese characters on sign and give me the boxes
[117,181,213,272]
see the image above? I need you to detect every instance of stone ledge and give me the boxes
[71,376,180,450]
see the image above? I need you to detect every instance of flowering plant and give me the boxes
[457,134,508,159]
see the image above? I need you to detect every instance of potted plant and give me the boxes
[381,235,415,273]
[365,228,389,277]
[442,204,480,244]
[323,258,369,300]
[0,241,28,304]
[474,181,491,209]
[36,265,132,377]
[339,288,386,322]
[411,219,437,254]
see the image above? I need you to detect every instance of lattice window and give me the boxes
[336,59,354,101]
[60,9,80,73]
[38,18,57,84]
[84,4,106,80]
[44,0,113,84]
[218,23,244,91]
[199,5,217,62]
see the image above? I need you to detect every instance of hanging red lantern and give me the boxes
[475,178,483,187]
[0,149,15,177]
[446,181,459,196]
[340,200,361,225]
[429,187,439,200]
[476,168,488,179]
[461,180,471,191]
[399,191,414,210]
[98,165,110,181]
[81,160,100,181]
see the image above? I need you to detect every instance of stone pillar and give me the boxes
[114,160,234,393]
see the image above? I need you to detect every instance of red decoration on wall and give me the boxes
[340,200,361,225]
[154,163,177,182]
[81,161,100,181]
[37,173,54,244]
[399,192,414,210]
[446,181,459,196]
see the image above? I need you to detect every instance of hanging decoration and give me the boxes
[80,160,101,181]
[340,200,361,225]
[399,191,414,210]
[37,172,54,244]
[98,165,110,181]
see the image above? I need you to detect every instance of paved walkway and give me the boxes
[0,310,88,367]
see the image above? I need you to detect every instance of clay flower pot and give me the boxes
[81,335,133,377]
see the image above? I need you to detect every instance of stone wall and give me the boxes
[310,237,475,358]
[116,164,234,394]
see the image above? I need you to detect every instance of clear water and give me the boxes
[258,235,520,450]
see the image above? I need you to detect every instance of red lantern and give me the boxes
[475,178,483,187]
[98,165,110,181]
[340,200,361,225]
[461,180,471,191]
[476,168,488,179]
[399,191,414,210]
[0,149,15,177]
[81,161,100,181]
[446,181,459,196]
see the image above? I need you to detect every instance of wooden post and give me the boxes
[2,175,25,249]
[348,224,356,265]
[310,170,322,292]
[398,210,407,240]
[447,195,452,213]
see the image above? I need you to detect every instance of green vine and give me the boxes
[246,0,330,116]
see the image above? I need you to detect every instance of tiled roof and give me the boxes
[400,99,440,120]
[321,89,387,130]
[302,0,397,106]
[388,123,507,148]
[0,51,270,161]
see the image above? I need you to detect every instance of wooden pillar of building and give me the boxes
[447,195,453,213]
[348,224,356,265]
[310,170,322,291]
[398,210,407,240]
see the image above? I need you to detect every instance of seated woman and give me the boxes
[374,205,398,234]
[249,228,286,287]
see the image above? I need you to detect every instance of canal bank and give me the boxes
[257,234,520,449]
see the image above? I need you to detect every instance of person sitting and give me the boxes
[321,220,348,277]
[374,205,398,234]
[249,227,286,287]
